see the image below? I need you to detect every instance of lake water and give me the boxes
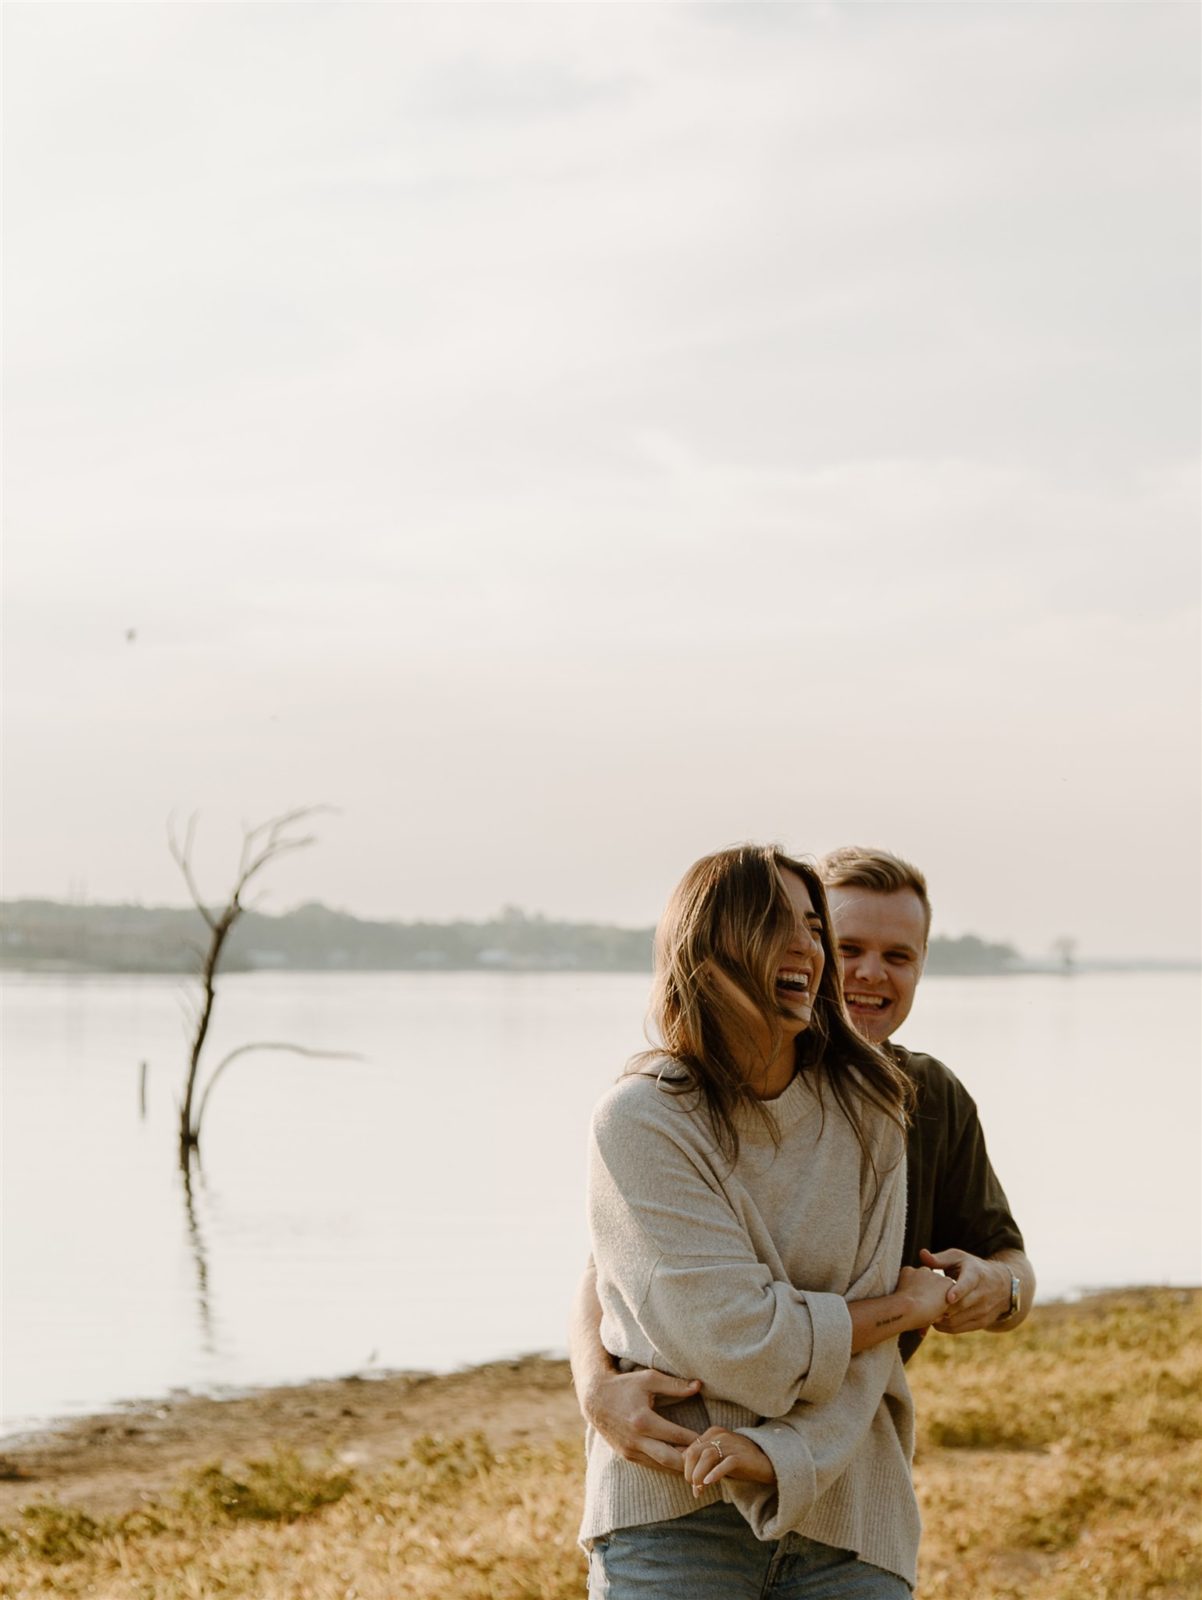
[2,969,1199,1436]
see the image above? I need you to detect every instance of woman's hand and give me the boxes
[682,1426,775,1496]
[897,1263,954,1328]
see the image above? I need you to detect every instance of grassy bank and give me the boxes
[1,1290,1198,1598]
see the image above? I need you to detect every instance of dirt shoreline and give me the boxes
[0,1355,583,1522]
[2,1289,1195,1528]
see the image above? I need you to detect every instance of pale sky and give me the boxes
[4,2,1200,958]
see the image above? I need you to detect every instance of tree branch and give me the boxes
[193,1041,363,1140]
[168,813,217,931]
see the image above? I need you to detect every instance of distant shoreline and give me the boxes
[3,899,1196,977]
[3,958,1198,978]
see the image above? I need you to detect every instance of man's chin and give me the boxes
[848,1006,894,1045]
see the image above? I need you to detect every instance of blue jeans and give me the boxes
[588,1503,911,1599]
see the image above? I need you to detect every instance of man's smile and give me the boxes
[845,991,890,1011]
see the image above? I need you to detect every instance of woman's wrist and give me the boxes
[848,1291,910,1353]
[882,1286,932,1336]
[848,1274,952,1352]
[894,1287,930,1333]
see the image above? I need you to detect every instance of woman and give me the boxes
[582,845,953,1597]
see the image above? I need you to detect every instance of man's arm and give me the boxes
[921,1245,1035,1335]
[568,1264,703,1471]
[913,1053,1034,1338]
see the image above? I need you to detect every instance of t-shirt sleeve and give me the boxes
[932,1068,1024,1259]
[588,1084,852,1417]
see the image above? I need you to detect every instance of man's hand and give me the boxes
[569,1265,703,1470]
[920,1247,1017,1333]
[580,1367,703,1472]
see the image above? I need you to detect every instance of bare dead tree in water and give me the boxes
[169,807,354,1165]
[180,1157,218,1356]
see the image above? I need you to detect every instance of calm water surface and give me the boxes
[2,969,1199,1434]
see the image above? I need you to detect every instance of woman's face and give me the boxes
[708,868,826,1045]
[771,870,826,1033]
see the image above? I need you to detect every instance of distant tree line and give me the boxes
[0,900,653,974]
[1,899,1029,976]
[924,933,1020,975]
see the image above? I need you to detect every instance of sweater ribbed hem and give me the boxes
[579,1433,724,1547]
[787,1442,921,1589]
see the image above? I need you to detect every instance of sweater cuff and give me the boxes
[726,1421,817,1540]
[798,1291,853,1405]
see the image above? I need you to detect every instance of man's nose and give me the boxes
[851,952,887,983]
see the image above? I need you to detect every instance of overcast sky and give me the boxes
[4,2,1199,958]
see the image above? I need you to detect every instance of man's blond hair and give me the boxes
[818,846,932,940]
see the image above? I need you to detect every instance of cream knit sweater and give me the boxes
[581,1063,920,1589]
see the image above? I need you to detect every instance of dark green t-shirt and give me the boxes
[891,1044,1025,1362]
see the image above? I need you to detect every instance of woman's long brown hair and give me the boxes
[631,843,914,1168]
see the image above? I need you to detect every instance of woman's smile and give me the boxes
[775,967,811,995]
[772,871,826,1027]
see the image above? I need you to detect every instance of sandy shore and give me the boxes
[0,1355,582,1521]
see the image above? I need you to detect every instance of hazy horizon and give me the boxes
[5,4,1200,961]
[3,888,1197,966]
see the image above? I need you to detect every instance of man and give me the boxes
[569,846,1034,1471]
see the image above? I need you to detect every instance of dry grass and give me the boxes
[2,1290,1197,1598]
[907,1289,1202,1599]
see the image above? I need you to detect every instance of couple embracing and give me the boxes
[574,844,1032,1598]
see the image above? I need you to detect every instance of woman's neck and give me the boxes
[742,1036,799,1101]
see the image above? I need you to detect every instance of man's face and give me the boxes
[824,885,927,1045]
